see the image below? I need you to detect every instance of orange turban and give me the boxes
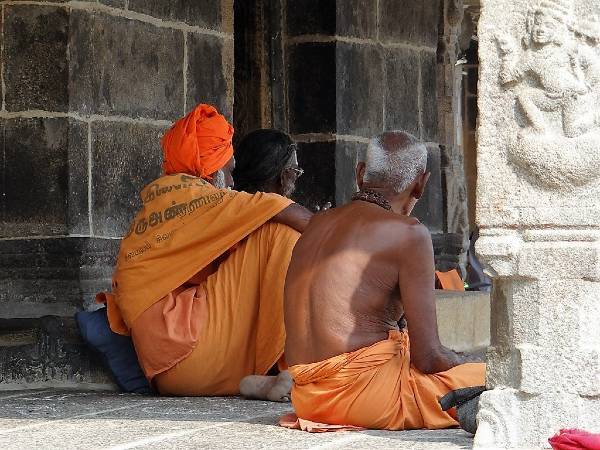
[161,104,234,179]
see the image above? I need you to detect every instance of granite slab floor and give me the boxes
[0,389,474,449]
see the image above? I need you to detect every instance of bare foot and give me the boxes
[239,371,292,402]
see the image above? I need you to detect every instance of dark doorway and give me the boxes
[233,0,286,146]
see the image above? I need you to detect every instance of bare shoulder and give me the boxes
[386,214,432,253]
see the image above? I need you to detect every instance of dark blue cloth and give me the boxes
[75,308,153,395]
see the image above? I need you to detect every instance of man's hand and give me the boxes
[398,221,473,374]
[272,203,313,233]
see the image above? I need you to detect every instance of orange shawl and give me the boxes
[100,173,292,334]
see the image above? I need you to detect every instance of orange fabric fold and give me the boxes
[95,292,128,336]
[435,269,465,291]
[284,330,485,431]
[152,222,300,395]
[161,104,234,179]
[279,413,364,433]
[103,173,293,332]
[131,283,208,380]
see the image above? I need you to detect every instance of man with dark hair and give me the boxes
[233,129,304,197]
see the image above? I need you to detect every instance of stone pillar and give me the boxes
[0,1,233,387]
[438,0,471,271]
[284,0,337,211]
[475,0,600,447]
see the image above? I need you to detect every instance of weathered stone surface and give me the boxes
[3,5,69,112]
[293,141,335,211]
[0,391,475,449]
[128,0,222,30]
[476,390,598,449]
[336,43,383,137]
[420,52,439,142]
[0,118,72,237]
[335,140,364,205]
[412,144,443,233]
[0,237,117,317]
[466,66,478,97]
[0,317,113,389]
[384,47,420,137]
[97,0,126,8]
[379,0,440,47]
[67,120,90,235]
[475,0,600,447]
[187,34,233,119]
[336,0,377,39]
[69,10,184,119]
[436,291,490,352]
[437,0,470,275]
[0,236,117,388]
[91,122,165,237]
[286,0,335,36]
[287,43,336,135]
[432,233,465,273]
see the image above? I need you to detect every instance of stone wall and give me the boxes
[285,0,441,212]
[285,0,467,270]
[0,0,233,387]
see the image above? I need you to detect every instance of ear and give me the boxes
[411,171,430,200]
[356,162,366,190]
[279,169,296,197]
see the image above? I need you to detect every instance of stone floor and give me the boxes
[0,389,475,449]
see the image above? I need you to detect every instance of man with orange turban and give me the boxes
[98,104,312,398]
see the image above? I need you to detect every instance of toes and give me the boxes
[240,375,277,400]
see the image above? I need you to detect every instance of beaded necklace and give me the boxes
[351,189,392,211]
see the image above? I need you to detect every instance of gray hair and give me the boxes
[363,131,428,193]
[212,169,227,189]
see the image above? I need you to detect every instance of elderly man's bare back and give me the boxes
[281,131,486,432]
[285,201,419,366]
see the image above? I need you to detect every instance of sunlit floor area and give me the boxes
[0,390,474,449]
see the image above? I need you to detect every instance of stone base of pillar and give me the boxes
[0,316,115,390]
[0,237,118,388]
[475,388,600,449]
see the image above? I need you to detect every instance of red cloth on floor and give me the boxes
[550,429,600,450]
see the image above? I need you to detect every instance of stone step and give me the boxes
[0,316,115,390]
[436,290,490,353]
[0,291,490,391]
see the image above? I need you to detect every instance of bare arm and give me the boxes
[398,222,467,374]
[271,203,313,233]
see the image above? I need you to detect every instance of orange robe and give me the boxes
[283,330,485,431]
[100,173,299,395]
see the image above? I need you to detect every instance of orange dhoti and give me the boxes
[146,222,299,395]
[285,331,485,431]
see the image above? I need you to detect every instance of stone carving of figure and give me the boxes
[497,0,600,138]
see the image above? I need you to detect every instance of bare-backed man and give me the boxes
[283,131,485,431]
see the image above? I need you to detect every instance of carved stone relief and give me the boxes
[497,0,600,188]
[474,389,520,449]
